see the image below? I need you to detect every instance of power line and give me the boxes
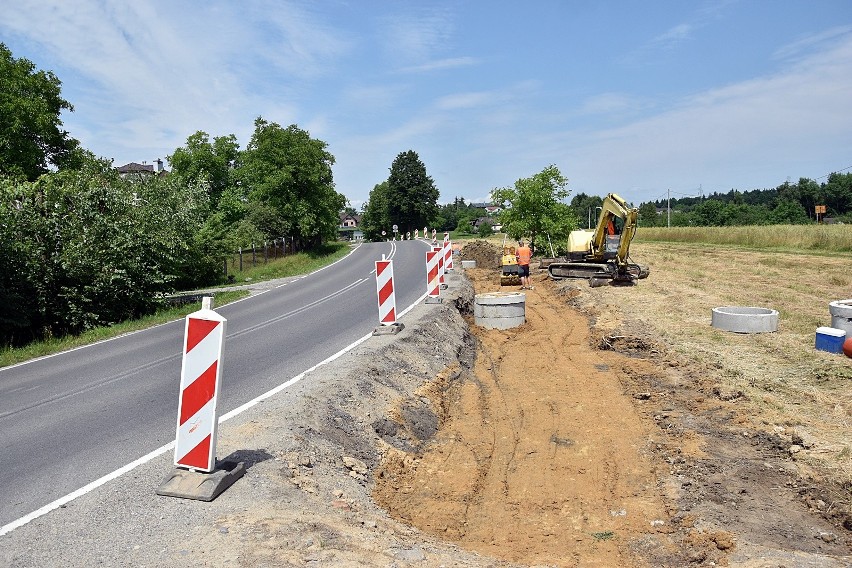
[814,164,852,181]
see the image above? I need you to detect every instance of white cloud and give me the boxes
[399,56,478,73]
[651,23,693,48]
[554,34,852,201]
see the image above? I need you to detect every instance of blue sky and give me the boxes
[2,1,851,208]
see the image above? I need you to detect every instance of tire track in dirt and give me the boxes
[374,269,671,567]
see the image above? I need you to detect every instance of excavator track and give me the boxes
[548,261,649,286]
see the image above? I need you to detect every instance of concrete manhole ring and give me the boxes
[711,306,778,333]
[829,299,852,335]
[474,292,526,329]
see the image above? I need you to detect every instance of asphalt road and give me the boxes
[0,239,433,529]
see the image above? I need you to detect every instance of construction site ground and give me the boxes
[4,240,851,567]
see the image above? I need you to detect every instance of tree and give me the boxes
[691,199,726,226]
[822,172,852,216]
[477,219,494,237]
[360,181,391,241]
[638,202,659,227]
[570,192,604,229]
[168,131,239,206]
[0,43,82,181]
[386,150,439,234]
[0,153,215,345]
[491,165,577,253]
[238,118,344,249]
[770,199,810,224]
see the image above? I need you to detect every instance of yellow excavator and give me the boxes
[547,193,649,287]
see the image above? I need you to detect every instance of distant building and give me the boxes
[339,212,361,228]
[116,159,166,178]
[338,212,363,240]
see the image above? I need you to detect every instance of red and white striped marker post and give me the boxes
[443,237,453,271]
[433,245,447,289]
[375,256,396,325]
[174,297,226,472]
[425,250,441,303]
[373,255,404,335]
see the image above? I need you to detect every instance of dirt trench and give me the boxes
[373,264,852,567]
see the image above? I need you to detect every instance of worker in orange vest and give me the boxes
[516,240,533,290]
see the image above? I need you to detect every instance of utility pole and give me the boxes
[667,188,671,228]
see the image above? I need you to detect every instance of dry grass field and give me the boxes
[603,238,852,493]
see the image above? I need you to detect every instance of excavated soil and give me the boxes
[374,271,671,566]
[458,239,502,269]
[372,241,852,567]
[5,241,851,567]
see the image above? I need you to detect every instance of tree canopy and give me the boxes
[360,181,391,241]
[168,131,239,206]
[0,153,215,345]
[237,118,345,249]
[491,164,577,253]
[386,150,439,235]
[0,43,81,181]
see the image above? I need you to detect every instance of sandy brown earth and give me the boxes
[374,240,852,567]
[5,239,851,567]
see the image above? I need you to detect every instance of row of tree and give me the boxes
[570,175,852,229]
[1,43,346,346]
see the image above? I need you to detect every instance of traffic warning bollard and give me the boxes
[425,250,442,303]
[157,296,245,501]
[373,255,404,335]
[433,245,448,289]
[443,238,453,271]
[174,296,226,472]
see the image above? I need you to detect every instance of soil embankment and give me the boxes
[4,241,851,567]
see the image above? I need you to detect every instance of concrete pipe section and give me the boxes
[829,299,852,336]
[474,291,525,329]
[711,306,779,333]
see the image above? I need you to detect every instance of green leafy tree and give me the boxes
[570,192,604,230]
[0,43,82,180]
[638,202,660,227]
[168,131,240,206]
[386,150,439,234]
[361,181,391,241]
[770,199,810,224]
[477,219,494,237]
[822,172,852,217]
[691,199,726,226]
[491,164,577,253]
[0,154,214,344]
[238,118,344,249]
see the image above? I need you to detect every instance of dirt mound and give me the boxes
[459,240,500,270]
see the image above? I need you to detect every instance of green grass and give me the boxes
[0,290,249,369]
[0,242,354,368]
[221,241,351,285]
[637,224,852,253]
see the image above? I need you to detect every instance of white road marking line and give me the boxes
[0,286,429,537]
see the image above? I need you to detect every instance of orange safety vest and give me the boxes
[516,245,532,266]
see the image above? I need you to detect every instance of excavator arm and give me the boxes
[588,193,639,271]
